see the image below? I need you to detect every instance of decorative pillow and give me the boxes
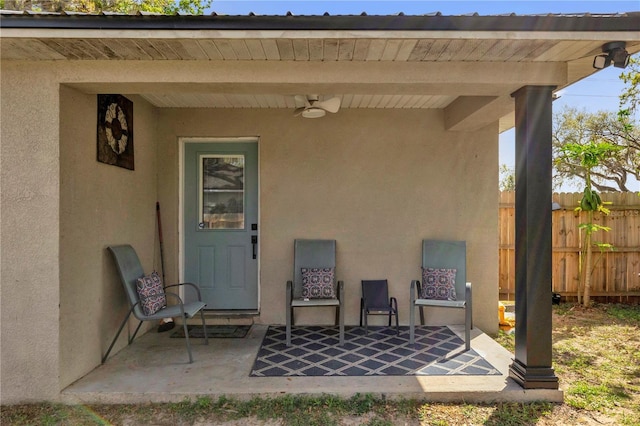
[301,267,335,299]
[421,268,457,301]
[136,271,167,315]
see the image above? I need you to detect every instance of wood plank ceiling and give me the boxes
[2,11,639,113]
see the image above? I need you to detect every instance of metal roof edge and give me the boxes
[1,11,639,32]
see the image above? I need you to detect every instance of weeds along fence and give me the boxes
[499,191,640,303]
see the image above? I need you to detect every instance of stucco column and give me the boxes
[0,63,61,403]
[509,86,559,390]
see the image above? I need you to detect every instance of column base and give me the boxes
[509,359,559,389]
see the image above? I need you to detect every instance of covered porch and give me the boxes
[2,10,639,404]
[61,324,562,404]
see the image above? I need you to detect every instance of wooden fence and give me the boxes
[499,191,640,302]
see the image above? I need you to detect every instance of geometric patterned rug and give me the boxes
[250,325,500,377]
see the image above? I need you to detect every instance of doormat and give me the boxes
[250,325,500,377]
[171,325,251,339]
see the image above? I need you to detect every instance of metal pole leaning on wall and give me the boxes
[157,201,175,332]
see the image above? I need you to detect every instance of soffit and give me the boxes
[2,12,639,131]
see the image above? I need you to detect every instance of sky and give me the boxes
[207,1,639,192]
[208,1,639,15]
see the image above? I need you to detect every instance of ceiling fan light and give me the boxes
[301,108,326,118]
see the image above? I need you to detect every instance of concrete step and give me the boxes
[183,310,257,326]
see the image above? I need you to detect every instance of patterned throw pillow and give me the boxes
[301,267,335,299]
[421,268,457,301]
[136,271,167,315]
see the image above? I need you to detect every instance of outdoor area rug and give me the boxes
[171,325,251,339]
[250,325,500,377]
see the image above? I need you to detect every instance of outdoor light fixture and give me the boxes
[593,41,630,69]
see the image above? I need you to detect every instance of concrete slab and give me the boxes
[61,325,563,404]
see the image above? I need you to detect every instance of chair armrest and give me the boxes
[390,296,398,311]
[286,280,293,304]
[163,292,185,306]
[164,282,203,301]
[337,280,344,303]
[137,292,183,306]
[410,279,419,305]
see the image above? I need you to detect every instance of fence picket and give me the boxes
[499,191,640,302]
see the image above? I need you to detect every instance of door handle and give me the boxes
[251,235,258,259]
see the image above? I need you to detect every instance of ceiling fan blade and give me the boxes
[294,95,311,108]
[314,97,341,113]
[293,106,306,116]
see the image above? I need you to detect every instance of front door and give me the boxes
[183,141,258,310]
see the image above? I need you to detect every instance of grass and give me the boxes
[2,303,639,425]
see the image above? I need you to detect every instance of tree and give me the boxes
[562,141,620,307]
[553,54,639,192]
[499,164,515,191]
[0,0,211,14]
[553,107,639,192]
[619,56,640,115]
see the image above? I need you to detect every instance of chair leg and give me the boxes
[364,310,368,335]
[338,305,344,346]
[182,318,194,364]
[409,303,415,344]
[199,309,209,346]
[286,306,292,347]
[359,298,364,327]
[130,320,144,344]
[394,311,399,335]
[102,308,134,364]
[465,307,471,351]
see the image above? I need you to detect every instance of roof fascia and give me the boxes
[1,13,639,32]
[2,28,640,43]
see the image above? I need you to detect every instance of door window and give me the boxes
[199,155,245,230]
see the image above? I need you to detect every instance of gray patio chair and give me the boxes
[360,279,399,335]
[286,239,344,346]
[103,244,208,364]
[410,239,472,350]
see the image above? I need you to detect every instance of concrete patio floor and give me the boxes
[61,324,563,404]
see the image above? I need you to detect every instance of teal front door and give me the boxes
[183,141,258,310]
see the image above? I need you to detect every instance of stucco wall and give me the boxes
[58,87,158,390]
[1,62,62,403]
[156,108,499,333]
[1,60,498,403]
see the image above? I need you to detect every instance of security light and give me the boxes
[592,54,611,69]
[593,41,630,70]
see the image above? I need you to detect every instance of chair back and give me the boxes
[361,280,390,309]
[107,245,146,319]
[292,239,336,299]
[422,240,467,300]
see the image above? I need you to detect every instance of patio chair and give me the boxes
[410,239,472,350]
[103,244,208,364]
[360,280,399,335]
[286,239,344,346]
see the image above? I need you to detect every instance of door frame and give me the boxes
[178,136,260,312]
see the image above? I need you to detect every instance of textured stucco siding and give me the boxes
[156,108,499,333]
[58,86,159,390]
[1,62,62,403]
[1,61,498,403]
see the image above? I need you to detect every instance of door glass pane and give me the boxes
[200,155,245,229]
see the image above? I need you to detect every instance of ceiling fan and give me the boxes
[293,95,341,118]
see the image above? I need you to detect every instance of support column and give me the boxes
[509,86,559,389]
